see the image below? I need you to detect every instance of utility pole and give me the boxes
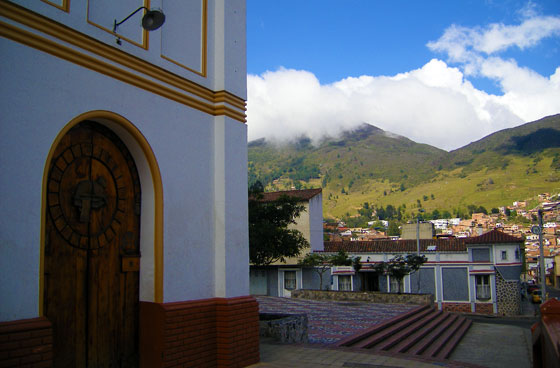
[538,209,546,302]
[416,209,425,255]
[416,209,424,292]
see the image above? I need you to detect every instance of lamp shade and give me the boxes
[142,8,165,31]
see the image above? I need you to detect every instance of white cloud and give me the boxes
[427,14,560,61]
[247,12,560,151]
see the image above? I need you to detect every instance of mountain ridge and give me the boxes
[248,114,560,220]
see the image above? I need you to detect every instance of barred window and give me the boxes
[338,275,352,291]
[476,275,491,300]
[284,271,296,290]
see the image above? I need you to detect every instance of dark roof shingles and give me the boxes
[259,188,322,202]
[323,238,467,253]
[465,229,523,244]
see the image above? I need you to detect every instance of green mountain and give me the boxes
[248,114,560,221]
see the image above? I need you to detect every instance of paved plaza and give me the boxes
[252,296,536,367]
[256,296,417,344]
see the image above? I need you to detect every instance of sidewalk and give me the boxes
[251,339,482,367]
[249,297,535,368]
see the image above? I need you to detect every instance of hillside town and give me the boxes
[324,194,560,287]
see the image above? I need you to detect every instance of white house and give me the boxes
[320,229,524,316]
[0,1,258,367]
[249,188,324,297]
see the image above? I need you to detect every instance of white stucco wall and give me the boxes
[8,0,246,94]
[0,0,248,321]
[308,193,324,251]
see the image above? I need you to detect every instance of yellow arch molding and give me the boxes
[39,110,164,315]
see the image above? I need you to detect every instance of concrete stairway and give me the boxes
[336,304,472,360]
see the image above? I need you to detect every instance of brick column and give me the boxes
[140,296,259,368]
[215,297,259,367]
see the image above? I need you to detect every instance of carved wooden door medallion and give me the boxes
[45,121,141,367]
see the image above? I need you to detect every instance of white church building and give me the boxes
[0,1,258,367]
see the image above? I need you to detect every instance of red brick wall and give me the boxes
[140,296,259,368]
[441,302,471,313]
[215,297,260,367]
[475,303,494,314]
[0,317,53,368]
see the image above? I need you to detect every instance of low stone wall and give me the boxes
[259,313,308,343]
[291,290,433,306]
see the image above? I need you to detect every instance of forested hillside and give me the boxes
[248,114,560,222]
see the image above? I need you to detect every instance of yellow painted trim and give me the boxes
[0,1,246,123]
[160,0,208,77]
[40,110,164,316]
[0,20,245,123]
[214,91,247,111]
[41,0,69,12]
[86,0,150,50]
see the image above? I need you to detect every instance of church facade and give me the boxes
[0,1,258,366]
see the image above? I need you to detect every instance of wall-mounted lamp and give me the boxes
[113,7,166,44]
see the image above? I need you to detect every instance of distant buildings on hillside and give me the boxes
[324,194,560,285]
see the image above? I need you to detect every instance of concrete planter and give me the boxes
[259,313,308,343]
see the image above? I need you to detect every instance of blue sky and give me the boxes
[246,0,560,151]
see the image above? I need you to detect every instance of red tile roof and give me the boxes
[465,229,524,244]
[323,239,467,253]
[259,188,322,202]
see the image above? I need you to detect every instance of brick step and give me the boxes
[405,312,460,356]
[351,307,437,349]
[371,309,444,352]
[337,304,472,361]
[336,304,431,347]
[421,315,470,358]
[388,310,452,353]
[433,317,472,359]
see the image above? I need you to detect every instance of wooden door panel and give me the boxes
[45,121,140,367]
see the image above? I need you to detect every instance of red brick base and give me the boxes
[0,317,53,368]
[140,296,259,368]
[441,302,472,313]
[475,303,494,314]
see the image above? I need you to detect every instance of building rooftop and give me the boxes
[258,188,322,202]
[465,228,524,244]
[323,238,467,253]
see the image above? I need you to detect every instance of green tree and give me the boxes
[374,254,427,293]
[248,182,309,266]
[431,209,441,220]
[330,250,353,266]
[299,253,331,290]
[387,221,401,236]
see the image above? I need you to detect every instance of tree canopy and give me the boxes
[373,254,427,293]
[248,182,309,266]
[299,250,362,290]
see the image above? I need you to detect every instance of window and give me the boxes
[515,249,520,260]
[284,271,296,290]
[476,275,491,300]
[338,275,352,291]
[442,268,469,301]
[501,250,507,261]
[389,276,403,293]
[472,248,490,262]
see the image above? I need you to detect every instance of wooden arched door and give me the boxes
[44,121,141,367]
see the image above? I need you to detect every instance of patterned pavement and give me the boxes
[256,296,417,344]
